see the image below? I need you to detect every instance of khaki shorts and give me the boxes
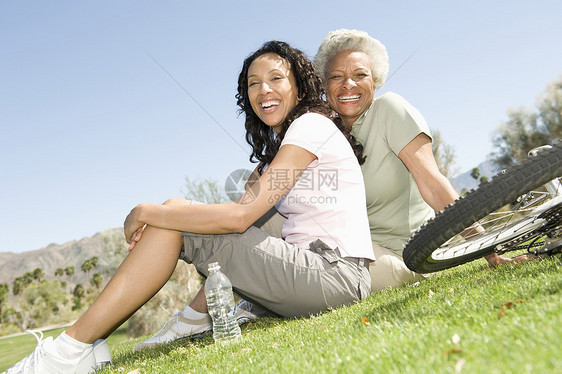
[180,226,370,318]
[369,241,429,292]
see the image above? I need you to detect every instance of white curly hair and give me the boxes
[314,29,389,90]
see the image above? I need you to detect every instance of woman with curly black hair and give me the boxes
[6,41,373,373]
[237,41,365,172]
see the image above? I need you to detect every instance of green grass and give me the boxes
[2,256,561,373]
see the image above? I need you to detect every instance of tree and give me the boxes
[12,277,24,296]
[491,76,562,168]
[72,297,83,311]
[470,167,488,186]
[32,268,45,284]
[90,256,99,268]
[183,177,228,204]
[72,283,85,313]
[81,259,93,274]
[432,128,458,178]
[13,273,34,296]
[73,284,85,299]
[0,283,8,324]
[64,266,75,277]
[54,268,64,277]
[22,272,34,286]
[91,273,103,289]
[470,168,481,181]
[81,257,99,275]
[71,284,85,311]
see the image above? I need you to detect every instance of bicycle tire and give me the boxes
[403,142,562,273]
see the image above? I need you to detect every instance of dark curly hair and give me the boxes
[236,40,364,173]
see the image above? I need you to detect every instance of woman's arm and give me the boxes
[398,133,459,213]
[244,165,261,192]
[398,133,523,266]
[124,144,316,242]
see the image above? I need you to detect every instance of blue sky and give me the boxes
[1,1,561,253]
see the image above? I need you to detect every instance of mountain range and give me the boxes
[0,229,125,287]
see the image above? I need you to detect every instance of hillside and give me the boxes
[449,159,500,193]
[0,228,125,286]
[0,227,201,339]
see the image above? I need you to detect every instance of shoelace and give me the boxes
[239,300,253,313]
[6,330,47,374]
[155,312,182,335]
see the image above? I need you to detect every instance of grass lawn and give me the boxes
[2,255,560,373]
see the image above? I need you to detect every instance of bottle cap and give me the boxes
[208,262,220,272]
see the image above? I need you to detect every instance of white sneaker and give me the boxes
[233,300,265,325]
[4,330,96,374]
[133,301,266,352]
[134,312,213,351]
[92,339,111,369]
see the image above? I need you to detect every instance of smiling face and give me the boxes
[326,50,376,129]
[247,53,300,133]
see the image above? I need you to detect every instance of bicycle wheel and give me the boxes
[403,142,562,273]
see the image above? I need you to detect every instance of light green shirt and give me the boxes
[351,92,435,256]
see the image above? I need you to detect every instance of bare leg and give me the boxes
[189,285,208,313]
[65,225,184,344]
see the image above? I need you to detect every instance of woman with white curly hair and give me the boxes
[314,28,531,291]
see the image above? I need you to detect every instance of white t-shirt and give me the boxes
[275,113,374,260]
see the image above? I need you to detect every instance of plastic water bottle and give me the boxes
[204,262,241,343]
